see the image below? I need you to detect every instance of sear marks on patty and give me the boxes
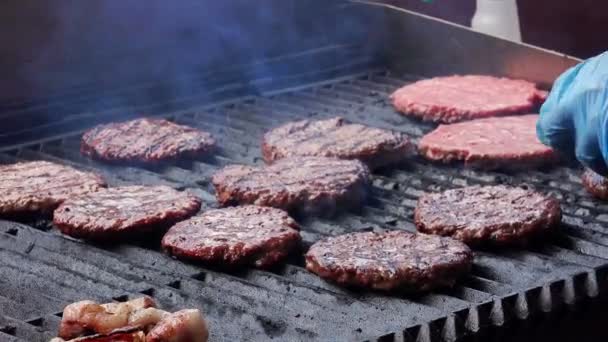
[212,156,370,214]
[54,185,201,240]
[81,118,215,163]
[582,168,608,200]
[391,75,547,123]
[262,116,412,170]
[0,161,105,216]
[415,185,562,245]
[54,297,208,342]
[418,114,557,170]
[162,205,301,269]
[305,231,473,291]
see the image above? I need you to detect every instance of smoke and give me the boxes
[22,1,264,108]
[6,0,379,121]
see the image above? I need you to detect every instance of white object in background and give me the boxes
[471,0,522,42]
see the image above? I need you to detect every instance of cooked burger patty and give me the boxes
[0,161,105,216]
[81,118,215,163]
[262,117,411,169]
[391,75,547,123]
[582,168,608,200]
[415,185,561,245]
[418,114,557,169]
[54,185,201,240]
[162,205,301,268]
[212,157,370,213]
[305,231,473,291]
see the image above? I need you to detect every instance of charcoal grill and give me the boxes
[1,1,607,341]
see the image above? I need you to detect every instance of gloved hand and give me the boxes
[537,51,608,175]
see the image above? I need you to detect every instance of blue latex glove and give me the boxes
[537,51,608,175]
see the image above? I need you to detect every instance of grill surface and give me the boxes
[1,69,608,342]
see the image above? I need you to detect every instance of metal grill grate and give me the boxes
[1,70,608,342]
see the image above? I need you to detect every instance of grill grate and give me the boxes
[1,70,608,341]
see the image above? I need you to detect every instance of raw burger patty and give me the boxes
[418,114,557,169]
[0,161,105,216]
[162,205,301,269]
[391,75,547,123]
[81,118,215,163]
[582,169,608,200]
[212,157,370,213]
[54,185,201,240]
[305,231,473,291]
[262,117,411,169]
[415,185,561,245]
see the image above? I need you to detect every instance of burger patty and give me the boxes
[305,231,473,291]
[54,185,201,240]
[162,205,301,269]
[0,161,106,216]
[415,185,562,245]
[391,75,547,123]
[262,117,412,169]
[212,157,370,213]
[582,169,608,200]
[81,118,215,163]
[418,114,557,169]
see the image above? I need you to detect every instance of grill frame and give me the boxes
[0,2,605,342]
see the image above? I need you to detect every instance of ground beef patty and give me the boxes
[0,161,105,216]
[54,185,201,240]
[262,117,412,170]
[418,114,557,169]
[162,205,301,269]
[305,231,472,291]
[212,157,370,213]
[81,118,215,163]
[415,185,561,245]
[582,169,608,200]
[391,75,547,123]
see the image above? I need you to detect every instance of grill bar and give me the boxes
[1,70,608,341]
